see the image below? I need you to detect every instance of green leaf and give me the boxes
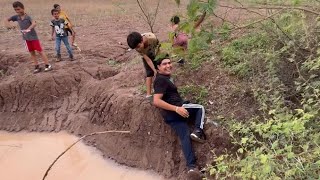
[263,164,271,174]
[260,154,268,164]
[238,148,244,154]
[287,152,294,159]
[241,137,249,144]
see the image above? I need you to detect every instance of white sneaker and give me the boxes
[44,64,52,72]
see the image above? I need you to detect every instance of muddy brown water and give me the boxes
[0,131,164,180]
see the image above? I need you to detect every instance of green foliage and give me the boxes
[139,84,147,94]
[248,0,320,5]
[221,33,270,78]
[179,84,208,105]
[165,0,217,69]
[208,2,320,180]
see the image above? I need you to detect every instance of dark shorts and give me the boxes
[66,28,73,36]
[142,55,156,77]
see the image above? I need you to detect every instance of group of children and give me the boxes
[6,1,77,73]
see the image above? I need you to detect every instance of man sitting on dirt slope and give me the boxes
[153,53,206,174]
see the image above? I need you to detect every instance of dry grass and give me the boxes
[1,0,182,30]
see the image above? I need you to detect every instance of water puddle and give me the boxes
[0,131,164,180]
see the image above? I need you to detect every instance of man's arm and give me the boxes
[153,94,189,118]
[51,27,55,40]
[5,16,16,29]
[26,20,36,31]
[64,12,72,26]
[66,23,75,34]
[143,54,157,75]
[194,12,206,29]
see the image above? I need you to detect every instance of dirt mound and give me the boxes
[0,52,235,179]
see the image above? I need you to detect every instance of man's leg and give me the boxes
[39,51,49,65]
[168,120,196,168]
[29,51,38,66]
[71,31,76,45]
[30,51,42,73]
[55,37,61,57]
[183,104,205,129]
[62,36,73,58]
[183,104,206,143]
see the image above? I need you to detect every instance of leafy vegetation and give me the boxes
[161,0,217,69]
[179,84,208,105]
[206,1,320,179]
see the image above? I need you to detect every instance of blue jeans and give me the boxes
[55,36,73,56]
[164,103,205,168]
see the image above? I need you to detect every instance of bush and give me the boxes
[207,4,320,180]
[179,84,208,105]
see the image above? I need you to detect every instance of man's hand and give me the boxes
[51,36,55,41]
[21,29,30,34]
[176,106,189,118]
[153,70,157,78]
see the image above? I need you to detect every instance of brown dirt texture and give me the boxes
[0,0,258,179]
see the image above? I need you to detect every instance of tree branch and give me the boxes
[218,4,320,15]
[217,10,283,34]
[42,130,131,180]
[136,0,161,33]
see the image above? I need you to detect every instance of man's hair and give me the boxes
[127,32,143,49]
[53,4,60,9]
[51,8,59,15]
[13,1,24,9]
[155,53,170,69]
[171,16,180,25]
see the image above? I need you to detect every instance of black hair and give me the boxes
[51,8,59,15]
[155,53,170,69]
[13,1,24,9]
[170,16,180,25]
[53,4,60,9]
[127,32,143,49]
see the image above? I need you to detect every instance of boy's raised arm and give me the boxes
[5,16,17,29]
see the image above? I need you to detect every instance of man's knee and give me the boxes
[170,122,190,137]
[30,51,36,56]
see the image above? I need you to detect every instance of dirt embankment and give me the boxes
[0,50,235,179]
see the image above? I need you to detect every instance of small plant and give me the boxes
[179,84,208,105]
[139,84,147,94]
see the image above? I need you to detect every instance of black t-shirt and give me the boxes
[154,73,183,117]
[50,19,68,37]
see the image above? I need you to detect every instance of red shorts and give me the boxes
[25,40,43,52]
